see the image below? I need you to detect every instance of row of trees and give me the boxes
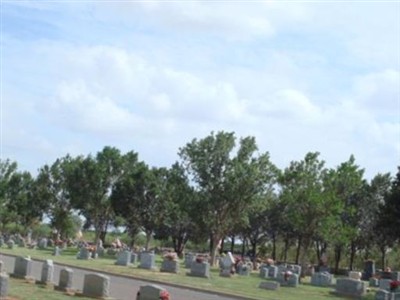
[0,131,399,271]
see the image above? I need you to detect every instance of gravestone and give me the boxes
[160,260,179,274]
[188,261,210,278]
[259,266,268,278]
[362,260,375,280]
[266,266,278,279]
[77,247,91,260]
[349,271,362,281]
[7,239,14,249]
[131,252,138,264]
[47,239,54,248]
[369,277,379,287]
[311,272,333,287]
[0,273,8,299]
[277,272,299,287]
[375,289,392,300]
[139,252,156,270]
[53,246,61,256]
[82,273,110,299]
[40,259,54,286]
[219,252,235,277]
[38,238,48,250]
[184,253,195,268]
[381,271,392,279]
[137,284,169,300]
[115,250,131,266]
[259,281,280,291]
[392,272,400,281]
[12,256,33,281]
[236,263,251,276]
[291,265,302,275]
[57,268,74,292]
[332,278,367,298]
[379,279,392,291]
[0,237,4,247]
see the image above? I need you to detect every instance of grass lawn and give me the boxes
[7,277,93,300]
[0,247,377,300]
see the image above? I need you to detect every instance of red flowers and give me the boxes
[160,290,170,300]
[390,280,400,291]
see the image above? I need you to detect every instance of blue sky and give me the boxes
[1,1,399,179]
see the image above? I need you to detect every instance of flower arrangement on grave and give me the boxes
[159,290,170,300]
[390,280,400,292]
[283,270,293,281]
[163,252,178,261]
[195,255,205,263]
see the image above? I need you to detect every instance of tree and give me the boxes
[179,131,277,266]
[112,163,168,250]
[34,155,81,239]
[279,152,329,273]
[70,147,138,243]
[0,159,18,228]
[154,163,198,257]
[319,155,365,272]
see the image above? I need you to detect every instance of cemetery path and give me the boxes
[0,254,239,300]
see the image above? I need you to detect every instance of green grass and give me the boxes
[7,277,93,300]
[1,247,377,300]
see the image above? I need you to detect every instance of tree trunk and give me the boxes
[380,245,386,270]
[219,237,225,254]
[209,233,214,254]
[271,232,276,261]
[251,240,257,260]
[230,235,235,253]
[299,236,311,277]
[295,236,302,264]
[241,238,246,257]
[145,231,152,251]
[334,244,342,274]
[315,240,321,263]
[210,235,222,266]
[282,237,290,262]
[349,241,356,271]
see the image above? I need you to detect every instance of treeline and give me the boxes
[0,131,399,271]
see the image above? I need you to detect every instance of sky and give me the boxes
[1,0,399,179]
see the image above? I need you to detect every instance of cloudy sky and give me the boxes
[1,1,399,179]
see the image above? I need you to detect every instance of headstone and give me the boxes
[291,265,302,275]
[259,281,280,291]
[131,252,138,264]
[349,271,362,281]
[318,265,330,273]
[184,253,195,268]
[137,284,169,300]
[332,278,367,298]
[369,277,379,287]
[375,289,392,300]
[0,237,4,247]
[115,250,131,266]
[7,239,14,249]
[18,238,26,248]
[266,266,278,279]
[381,271,392,279]
[47,239,54,248]
[82,273,110,298]
[392,272,400,281]
[219,252,235,277]
[53,246,61,256]
[0,273,9,299]
[379,279,392,291]
[236,263,251,276]
[311,272,333,287]
[139,252,156,270]
[277,272,299,287]
[40,259,54,285]
[362,260,375,280]
[57,268,73,291]
[160,260,179,274]
[259,266,268,278]
[38,238,48,250]
[188,261,210,278]
[77,247,91,260]
[12,256,33,280]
